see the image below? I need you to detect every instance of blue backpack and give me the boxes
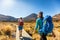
[39,15,53,35]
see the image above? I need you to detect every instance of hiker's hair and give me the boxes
[20,17,22,19]
[39,11,43,18]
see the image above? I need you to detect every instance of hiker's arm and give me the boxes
[34,20,39,30]
[33,20,39,34]
[52,31,56,37]
[18,19,20,25]
[51,23,56,37]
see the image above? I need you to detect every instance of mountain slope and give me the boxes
[53,13,60,21]
[0,14,17,21]
[1,13,60,22]
[0,13,37,22]
[24,13,37,22]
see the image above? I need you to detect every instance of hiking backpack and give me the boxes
[39,15,54,35]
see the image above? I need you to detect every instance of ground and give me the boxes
[0,21,60,40]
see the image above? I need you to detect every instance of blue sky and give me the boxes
[0,0,60,18]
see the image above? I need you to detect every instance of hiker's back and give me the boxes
[18,19,24,26]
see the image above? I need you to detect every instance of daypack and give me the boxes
[18,19,24,26]
[39,15,53,35]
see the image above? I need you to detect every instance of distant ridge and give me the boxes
[23,13,37,22]
[24,13,60,22]
[53,13,60,21]
[0,13,37,22]
[0,13,60,22]
[0,14,17,22]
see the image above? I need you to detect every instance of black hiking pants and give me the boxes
[40,33,47,40]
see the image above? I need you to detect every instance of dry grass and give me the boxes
[0,22,16,40]
[0,21,60,40]
[24,21,60,40]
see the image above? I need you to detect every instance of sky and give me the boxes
[0,0,60,18]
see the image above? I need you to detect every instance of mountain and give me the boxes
[0,14,17,22]
[53,13,60,21]
[0,13,37,22]
[24,13,37,22]
[24,13,60,22]
[0,13,60,22]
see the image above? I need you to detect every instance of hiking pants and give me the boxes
[40,33,47,40]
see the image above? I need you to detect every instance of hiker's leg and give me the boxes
[41,33,47,40]
[40,34,44,40]
[19,30,21,37]
[52,31,56,37]
[19,27,21,37]
[19,27,23,37]
[20,30,22,37]
[19,30,22,37]
[40,36,43,40]
[43,35,47,40]
[43,34,47,40]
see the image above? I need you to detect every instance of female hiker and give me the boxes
[18,17,24,39]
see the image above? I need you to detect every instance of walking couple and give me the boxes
[18,11,55,40]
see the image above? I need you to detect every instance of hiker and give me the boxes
[18,17,24,39]
[34,12,55,40]
[39,15,54,40]
[34,11,43,40]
